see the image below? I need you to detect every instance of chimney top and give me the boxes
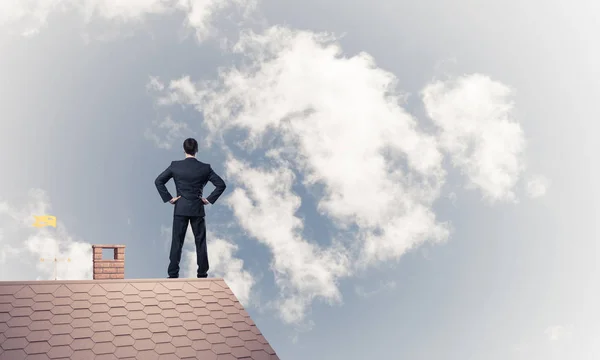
[92,245,125,280]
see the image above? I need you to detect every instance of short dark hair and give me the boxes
[183,138,198,155]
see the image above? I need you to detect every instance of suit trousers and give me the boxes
[168,215,209,278]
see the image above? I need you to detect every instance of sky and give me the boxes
[0,0,599,359]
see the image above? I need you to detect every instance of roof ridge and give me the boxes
[0,278,225,285]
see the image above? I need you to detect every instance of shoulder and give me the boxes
[170,160,184,168]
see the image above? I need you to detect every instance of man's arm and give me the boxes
[205,166,226,204]
[155,163,174,203]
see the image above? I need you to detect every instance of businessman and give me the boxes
[155,138,227,278]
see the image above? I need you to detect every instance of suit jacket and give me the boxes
[154,157,227,217]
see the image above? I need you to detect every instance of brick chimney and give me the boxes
[92,245,125,279]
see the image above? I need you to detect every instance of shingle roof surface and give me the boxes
[0,278,279,360]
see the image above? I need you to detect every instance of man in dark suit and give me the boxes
[154,138,227,278]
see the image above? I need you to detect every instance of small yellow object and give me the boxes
[32,215,57,228]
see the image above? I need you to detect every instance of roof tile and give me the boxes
[109,316,129,326]
[124,302,143,311]
[251,350,271,360]
[47,344,73,359]
[2,336,28,350]
[90,320,111,331]
[231,345,252,358]
[5,325,30,337]
[1,348,27,359]
[28,320,52,331]
[190,339,211,351]
[48,314,71,325]
[64,283,94,293]
[225,337,245,348]
[141,298,159,307]
[24,341,52,355]
[121,285,139,295]
[186,330,207,341]
[95,353,118,360]
[221,327,239,338]
[132,339,154,351]
[131,329,152,340]
[70,338,94,351]
[14,286,36,299]
[206,333,226,344]
[51,286,72,298]
[70,327,93,339]
[48,324,72,335]
[91,331,114,343]
[47,334,72,347]
[136,349,159,360]
[92,341,116,355]
[70,349,95,360]
[113,345,137,358]
[154,342,176,355]
[129,320,149,330]
[0,279,280,359]
[12,299,35,308]
[195,349,217,360]
[0,285,23,295]
[172,335,193,348]
[70,319,93,330]
[69,292,90,301]
[26,330,51,343]
[112,335,134,347]
[26,353,53,360]
[174,346,195,358]
[148,323,168,333]
[166,326,186,337]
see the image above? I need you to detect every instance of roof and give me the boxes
[0,278,279,360]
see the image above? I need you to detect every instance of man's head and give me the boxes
[183,138,198,156]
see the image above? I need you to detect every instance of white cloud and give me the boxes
[147,76,166,92]
[422,74,526,203]
[526,174,550,198]
[177,0,258,42]
[355,280,397,298]
[152,26,454,323]
[225,157,350,323]
[545,325,572,341]
[75,0,177,22]
[151,27,534,325]
[144,116,192,149]
[160,224,172,251]
[0,189,93,281]
[447,191,458,206]
[0,0,256,41]
[0,0,173,37]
